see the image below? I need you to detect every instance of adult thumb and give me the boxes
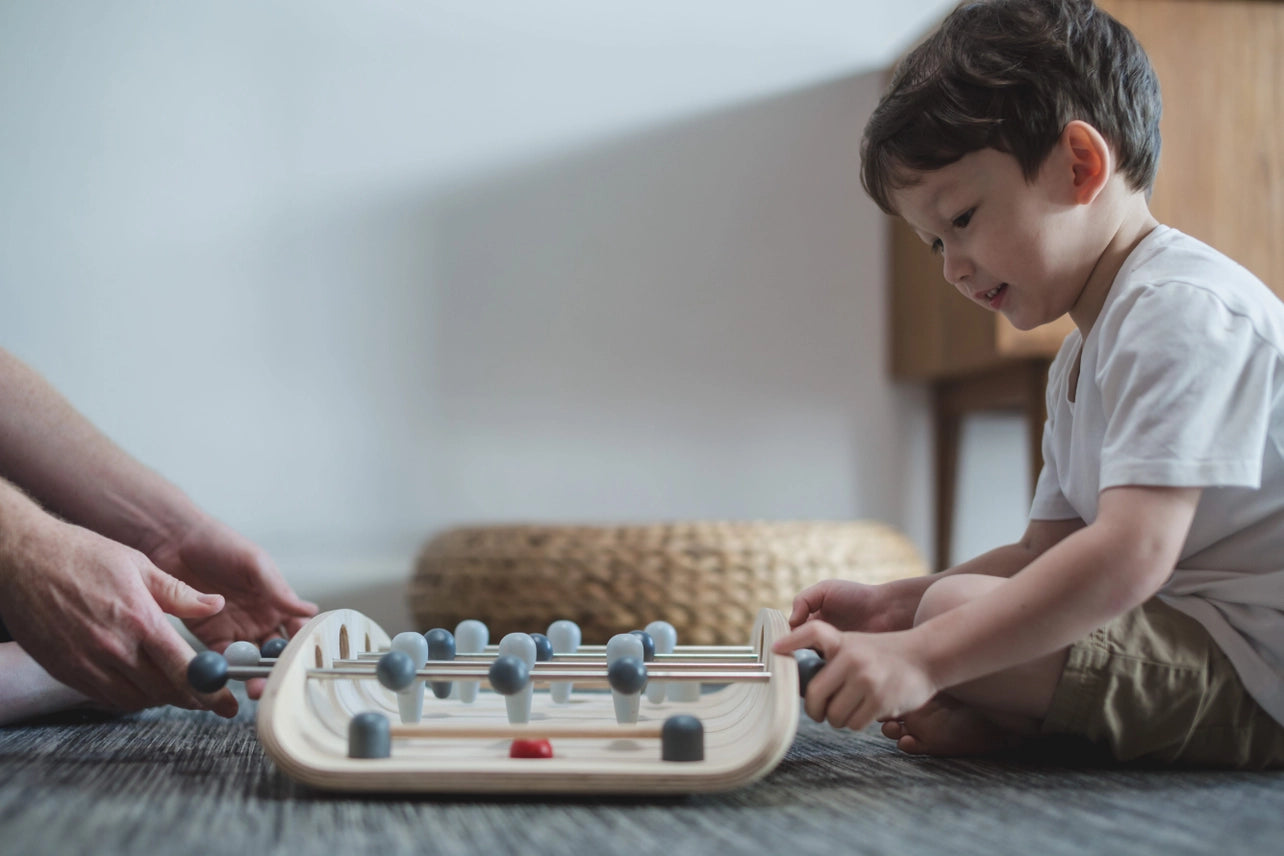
[144,565,224,618]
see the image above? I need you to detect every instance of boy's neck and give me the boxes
[1070,191,1159,337]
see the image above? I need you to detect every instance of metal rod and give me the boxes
[220,666,771,684]
[372,659,766,671]
[345,650,762,663]
[388,721,666,740]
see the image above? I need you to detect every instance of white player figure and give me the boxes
[223,641,262,668]
[606,633,646,724]
[390,631,429,723]
[453,619,489,703]
[546,619,581,704]
[498,632,537,724]
[666,625,700,703]
[643,620,677,704]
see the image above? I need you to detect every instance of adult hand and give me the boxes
[787,579,913,634]
[145,514,316,699]
[772,619,938,731]
[0,514,239,717]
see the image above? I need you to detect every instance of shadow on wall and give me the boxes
[254,69,929,629]
[411,69,925,532]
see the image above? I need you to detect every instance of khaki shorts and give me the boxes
[1041,597,1284,769]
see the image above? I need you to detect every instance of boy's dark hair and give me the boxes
[861,0,1161,215]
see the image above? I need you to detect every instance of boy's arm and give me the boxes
[919,484,1196,687]
[940,515,1087,580]
[775,484,1197,728]
[789,516,1086,633]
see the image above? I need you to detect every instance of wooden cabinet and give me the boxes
[891,0,1284,567]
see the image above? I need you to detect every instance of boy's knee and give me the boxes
[914,574,1005,626]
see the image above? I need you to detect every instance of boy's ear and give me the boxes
[1062,120,1111,204]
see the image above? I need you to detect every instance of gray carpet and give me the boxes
[1,688,1281,856]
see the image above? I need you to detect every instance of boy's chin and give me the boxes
[1000,310,1049,332]
[1005,316,1038,332]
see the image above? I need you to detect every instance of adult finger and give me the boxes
[140,620,238,717]
[187,679,239,718]
[138,651,224,713]
[233,547,317,617]
[255,574,317,620]
[142,565,224,621]
[282,611,316,637]
[278,589,318,618]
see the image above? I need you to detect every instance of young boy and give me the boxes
[772,0,1284,768]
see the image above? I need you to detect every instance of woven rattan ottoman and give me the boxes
[409,521,928,645]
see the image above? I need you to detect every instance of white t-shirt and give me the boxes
[1032,225,1284,727]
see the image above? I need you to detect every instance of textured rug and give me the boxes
[1,689,1280,856]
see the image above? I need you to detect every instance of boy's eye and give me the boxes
[928,208,974,255]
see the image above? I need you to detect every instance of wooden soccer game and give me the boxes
[187,607,806,794]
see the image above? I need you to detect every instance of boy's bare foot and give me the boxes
[880,695,1025,756]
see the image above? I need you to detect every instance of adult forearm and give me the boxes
[0,349,201,552]
[0,479,60,600]
[0,477,56,584]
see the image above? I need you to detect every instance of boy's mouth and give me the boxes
[977,283,1007,308]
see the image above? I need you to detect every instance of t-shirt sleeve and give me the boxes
[1030,420,1080,519]
[1096,283,1275,490]
[1030,348,1080,520]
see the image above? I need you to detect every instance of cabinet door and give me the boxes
[1100,0,1284,297]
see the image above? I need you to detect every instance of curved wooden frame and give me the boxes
[256,607,800,794]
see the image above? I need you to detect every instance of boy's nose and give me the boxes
[941,249,974,291]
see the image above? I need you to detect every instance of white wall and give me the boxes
[0,0,1031,631]
[952,414,1035,567]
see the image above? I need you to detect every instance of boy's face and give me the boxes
[890,147,1097,332]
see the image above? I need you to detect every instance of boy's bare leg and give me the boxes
[0,641,101,724]
[881,574,1071,756]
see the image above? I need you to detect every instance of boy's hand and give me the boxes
[787,579,914,633]
[146,514,317,699]
[773,619,938,731]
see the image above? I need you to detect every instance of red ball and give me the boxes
[509,738,554,759]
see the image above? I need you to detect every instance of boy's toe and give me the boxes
[897,735,930,755]
[881,719,906,741]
